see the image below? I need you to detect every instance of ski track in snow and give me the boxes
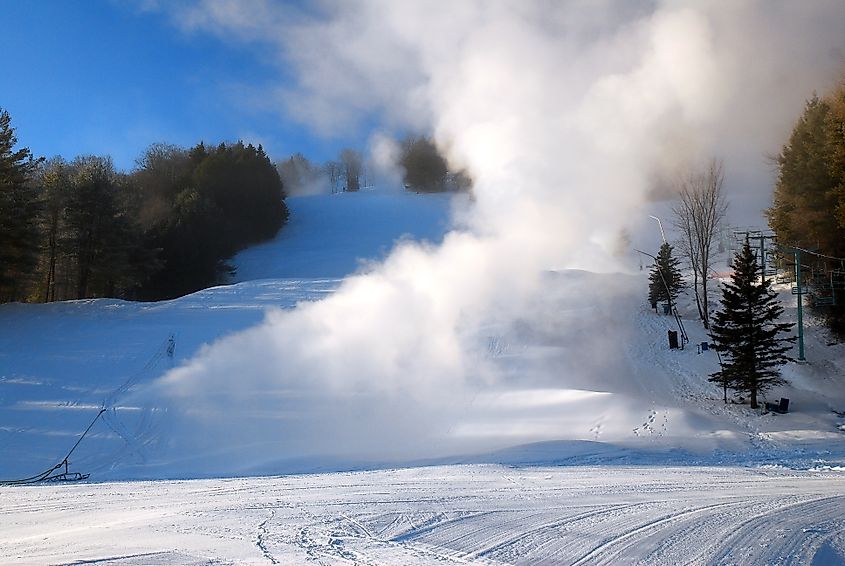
[3,465,845,565]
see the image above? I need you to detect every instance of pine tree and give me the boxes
[709,240,795,409]
[768,88,845,335]
[768,94,839,252]
[63,156,143,299]
[0,108,42,301]
[36,157,71,302]
[136,141,288,299]
[401,135,448,192]
[648,242,684,311]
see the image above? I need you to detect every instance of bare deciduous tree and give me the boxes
[340,148,362,192]
[324,160,341,194]
[278,153,326,196]
[673,159,728,329]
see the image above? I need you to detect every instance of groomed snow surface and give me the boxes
[3,189,845,564]
[5,465,845,565]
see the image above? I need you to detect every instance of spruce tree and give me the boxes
[401,135,448,192]
[709,240,795,409]
[648,242,684,312]
[0,108,42,301]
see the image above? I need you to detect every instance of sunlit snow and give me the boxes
[2,190,845,564]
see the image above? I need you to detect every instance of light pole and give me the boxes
[636,248,688,349]
[649,215,667,245]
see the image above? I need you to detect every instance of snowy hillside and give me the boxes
[2,189,845,485]
[232,190,456,281]
[4,189,845,565]
[0,190,458,480]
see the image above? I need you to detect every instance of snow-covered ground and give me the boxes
[5,465,845,565]
[3,188,845,564]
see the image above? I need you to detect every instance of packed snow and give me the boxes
[2,189,845,564]
[5,465,845,565]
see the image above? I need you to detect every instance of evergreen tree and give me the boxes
[829,84,845,230]
[136,141,288,299]
[768,94,840,253]
[647,242,684,311]
[709,240,795,409]
[0,108,42,301]
[63,156,143,299]
[398,135,473,193]
[35,157,71,302]
[401,135,448,192]
[768,88,845,335]
[278,153,323,196]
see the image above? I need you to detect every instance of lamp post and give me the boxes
[636,248,688,349]
[649,215,667,245]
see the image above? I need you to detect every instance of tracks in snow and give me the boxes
[4,465,845,565]
[256,509,278,564]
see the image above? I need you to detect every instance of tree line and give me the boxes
[277,135,471,196]
[0,108,288,303]
[278,148,364,196]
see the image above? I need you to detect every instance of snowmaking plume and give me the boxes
[144,0,845,474]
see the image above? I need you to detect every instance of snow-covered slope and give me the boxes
[1,189,845,484]
[4,188,845,565]
[232,190,455,281]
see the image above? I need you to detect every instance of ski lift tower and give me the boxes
[733,228,777,283]
[778,245,811,362]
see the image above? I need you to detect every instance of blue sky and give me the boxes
[1,1,365,170]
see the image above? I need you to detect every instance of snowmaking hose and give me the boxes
[0,334,173,486]
[0,408,106,486]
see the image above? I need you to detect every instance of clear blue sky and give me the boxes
[0,1,364,170]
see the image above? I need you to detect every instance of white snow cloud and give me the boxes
[145,0,845,471]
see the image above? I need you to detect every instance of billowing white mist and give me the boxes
[147,1,845,473]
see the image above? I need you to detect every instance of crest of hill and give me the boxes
[232,189,460,281]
